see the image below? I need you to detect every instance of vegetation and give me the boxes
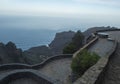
[71,49,100,76]
[63,30,84,54]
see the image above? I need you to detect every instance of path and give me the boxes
[89,38,114,57]
[1,32,120,84]
[9,78,39,84]
[38,58,72,83]
[97,31,120,84]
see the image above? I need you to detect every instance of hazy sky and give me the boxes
[0,0,120,29]
[0,0,119,17]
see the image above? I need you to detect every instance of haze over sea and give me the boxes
[0,0,120,50]
[0,15,120,50]
[0,15,85,50]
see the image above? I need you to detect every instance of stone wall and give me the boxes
[0,54,72,84]
[32,54,72,69]
[73,40,117,84]
[73,36,99,58]
[0,30,118,84]
[0,69,55,84]
[0,54,72,71]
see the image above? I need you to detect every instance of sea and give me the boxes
[0,15,88,50]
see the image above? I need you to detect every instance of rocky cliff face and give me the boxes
[23,45,53,64]
[0,27,116,65]
[0,42,24,64]
[23,31,75,64]
[49,31,75,55]
[0,31,75,65]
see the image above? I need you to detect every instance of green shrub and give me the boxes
[63,30,84,54]
[71,49,100,76]
[63,42,76,54]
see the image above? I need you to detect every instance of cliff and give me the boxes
[0,27,117,65]
[23,31,75,64]
[0,42,24,64]
[49,31,75,55]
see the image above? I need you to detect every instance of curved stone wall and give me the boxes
[73,40,117,84]
[0,54,72,71]
[0,30,118,84]
[32,54,73,69]
[73,36,99,58]
[0,69,55,84]
[0,54,72,84]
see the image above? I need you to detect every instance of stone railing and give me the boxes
[1,29,119,84]
[73,40,117,84]
[0,69,57,84]
[0,54,72,84]
[32,54,72,69]
[73,36,99,58]
[0,54,72,71]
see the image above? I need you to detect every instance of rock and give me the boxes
[0,42,24,64]
[23,31,75,64]
[23,45,53,64]
[49,31,75,55]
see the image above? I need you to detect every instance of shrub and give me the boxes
[63,30,84,54]
[71,49,100,76]
[63,43,76,54]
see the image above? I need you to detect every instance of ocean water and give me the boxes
[1,15,115,50]
[0,15,85,50]
[0,28,56,50]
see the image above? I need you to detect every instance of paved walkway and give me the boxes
[106,31,120,42]
[101,43,120,84]
[0,69,54,84]
[0,31,119,84]
[89,38,114,57]
[38,58,72,84]
[98,31,120,84]
[9,78,39,84]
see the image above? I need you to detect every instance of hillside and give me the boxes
[0,42,24,64]
[0,26,118,65]
[23,31,75,64]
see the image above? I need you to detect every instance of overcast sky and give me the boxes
[0,0,120,29]
[0,0,119,17]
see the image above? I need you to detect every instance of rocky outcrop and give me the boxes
[23,28,116,65]
[0,27,117,65]
[23,45,53,64]
[0,42,24,64]
[49,31,75,55]
[23,31,75,64]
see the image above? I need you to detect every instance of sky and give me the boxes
[0,0,120,17]
[0,0,120,29]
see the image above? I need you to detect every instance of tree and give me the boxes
[63,30,84,54]
[72,30,84,50]
[71,50,100,76]
[63,43,76,54]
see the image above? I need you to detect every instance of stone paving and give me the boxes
[98,31,120,84]
[106,31,120,42]
[89,38,114,57]
[100,43,120,84]
[38,58,72,84]
[0,69,54,84]
[0,31,119,84]
[9,78,39,84]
